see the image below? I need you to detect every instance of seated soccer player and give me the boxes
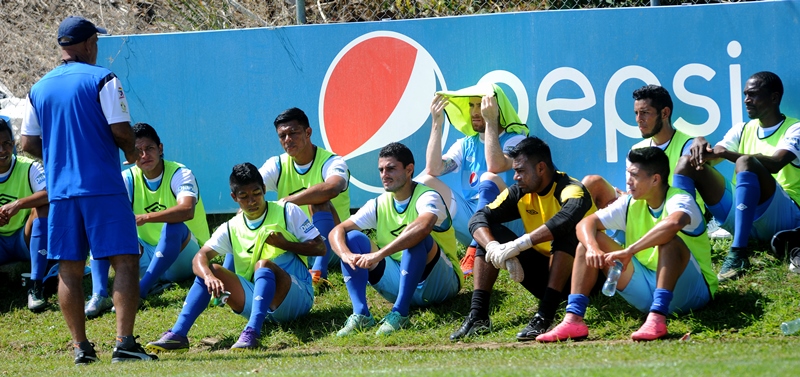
[450,136,602,342]
[0,117,49,312]
[537,147,718,343]
[330,142,462,336]
[418,84,527,275]
[673,71,800,281]
[86,123,210,317]
[146,163,325,352]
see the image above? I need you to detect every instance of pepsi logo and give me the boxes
[469,172,479,188]
[319,31,447,193]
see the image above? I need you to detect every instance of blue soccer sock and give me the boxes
[90,257,111,298]
[245,268,277,336]
[649,288,673,316]
[733,171,760,249]
[392,235,432,317]
[565,294,590,318]
[172,276,211,337]
[470,180,502,247]
[28,217,48,281]
[140,223,190,299]
[342,230,371,316]
[311,211,335,278]
[672,174,697,200]
[223,253,235,272]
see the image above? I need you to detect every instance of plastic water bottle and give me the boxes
[780,318,800,335]
[602,260,624,297]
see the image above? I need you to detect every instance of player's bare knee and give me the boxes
[479,171,504,187]
[674,155,694,176]
[734,154,763,174]
[309,201,334,215]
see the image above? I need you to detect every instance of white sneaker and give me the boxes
[709,227,732,240]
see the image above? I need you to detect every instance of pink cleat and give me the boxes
[631,312,667,341]
[535,319,589,343]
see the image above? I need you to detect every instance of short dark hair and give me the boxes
[0,117,12,141]
[508,136,554,170]
[749,71,783,100]
[229,162,264,192]
[132,122,161,145]
[632,85,673,121]
[274,107,310,129]
[379,142,414,168]
[628,147,670,186]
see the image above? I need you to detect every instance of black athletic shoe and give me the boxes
[74,342,99,365]
[111,336,158,363]
[449,313,492,341]
[516,313,553,342]
[27,280,48,313]
[771,227,800,260]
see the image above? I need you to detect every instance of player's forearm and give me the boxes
[484,122,510,173]
[284,182,341,206]
[425,122,445,176]
[20,136,43,160]
[15,190,49,210]
[277,236,326,257]
[139,201,195,224]
[378,218,435,257]
[527,225,554,246]
[576,215,604,251]
[192,249,217,278]
[625,215,687,255]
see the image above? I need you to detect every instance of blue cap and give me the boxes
[57,16,107,46]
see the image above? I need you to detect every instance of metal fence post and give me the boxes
[297,0,306,24]
[651,0,661,6]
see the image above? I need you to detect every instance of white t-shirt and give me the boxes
[350,190,449,230]
[259,154,349,193]
[0,155,46,192]
[21,75,130,136]
[122,166,199,202]
[441,133,525,173]
[596,192,704,236]
[204,202,320,255]
[716,120,800,165]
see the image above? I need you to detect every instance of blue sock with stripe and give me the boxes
[172,276,211,336]
[223,253,235,272]
[649,288,673,316]
[28,217,48,281]
[392,235,432,317]
[140,223,189,299]
[733,171,759,249]
[341,230,371,316]
[311,211,335,278]
[565,294,590,317]
[246,268,276,336]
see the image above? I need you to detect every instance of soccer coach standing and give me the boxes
[21,16,157,364]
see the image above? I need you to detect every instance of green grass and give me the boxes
[2,237,800,375]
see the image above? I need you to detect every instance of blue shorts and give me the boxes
[138,236,200,283]
[450,190,524,246]
[719,180,800,242]
[233,253,313,323]
[618,254,711,314]
[48,195,139,261]
[371,250,460,307]
[0,228,29,264]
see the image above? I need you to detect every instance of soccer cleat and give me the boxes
[460,246,477,277]
[515,313,553,342]
[310,269,333,294]
[337,313,377,337]
[789,248,800,275]
[535,320,589,343]
[230,326,259,350]
[27,280,47,312]
[73,342,99,365]
[771,227,800,260]
[717,249,751,282]
[84,294,112,318]
[631,312,668,341]
[111,336,158,362]
[375,311,409,336]
[450,313,492,341]
[145,330,190,353]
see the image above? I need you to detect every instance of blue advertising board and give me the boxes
[99,1,800,213]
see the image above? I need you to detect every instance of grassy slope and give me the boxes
[2,238,800,375]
